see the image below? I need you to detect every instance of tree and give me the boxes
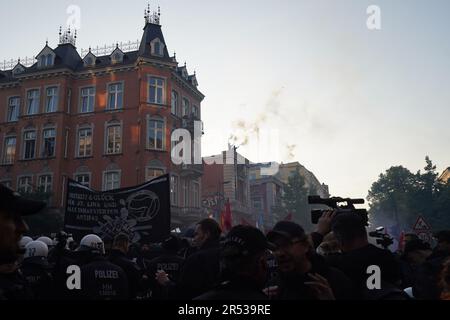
[368,157,450,231]
[280,168,314,230]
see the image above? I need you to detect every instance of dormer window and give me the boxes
[110,47,124,64]
[36,46,55,68]
[12,64,25,76]
[83,52,96,67]
[150,38,165,57]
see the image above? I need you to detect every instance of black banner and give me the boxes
[64,175,171,244]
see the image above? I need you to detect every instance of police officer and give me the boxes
[147,235,185,299]
[0,183,46,300]
[195,225,273,300]
[108,233,142,299]
[78,234,129,300]
[20,240,54,299]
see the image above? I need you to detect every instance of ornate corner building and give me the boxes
[0,7,205,228]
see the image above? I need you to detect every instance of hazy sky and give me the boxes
[1,0,449,201]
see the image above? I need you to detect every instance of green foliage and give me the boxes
[368,157,450,231]
[280,168,315,230]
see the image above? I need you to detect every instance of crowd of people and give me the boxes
[1,183,450,300]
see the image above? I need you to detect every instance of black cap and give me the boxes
[222,225,275,258]
[404,239,431,255]
[0,184,46,216]
[267,221,306,243]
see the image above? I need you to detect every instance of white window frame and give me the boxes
[192,181,200,208]
[7,96,20,122]
[182,98,190,117]
[2,135,16,164]
[37,174,53,193]
[105,122,122,155]
[103,170,121,191]
[145,167,165,182]
[171,90,179,116]
[17,175,33,194]
[192,105,199,119]
[42,127,56,158]
[23,130,37,160]
[77,126,93,158]
[74,172,91,187]
[171,175,179,206]
[150,38,165,57]
[26,89,40,115]
[106,82,123,110]
[80,86,95,113]
[45,86,59,113]
[182,179,189,207]
[147,116,165,151]
[148,76,165,105]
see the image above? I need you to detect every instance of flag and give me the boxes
[283,212,293,221]
[220,199,232,232]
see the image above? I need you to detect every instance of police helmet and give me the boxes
[24,240,49,259]
[79,234,105,254]
[36,236,54,247]
[19,236,33,250]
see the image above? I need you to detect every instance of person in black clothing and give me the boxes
[108,233,142,299]
[329,213,406,300]
[413,230,450,299]
[400,239,432,288]
[158,218,222,299]
[147,235,185,299]
[196,225,273,300]
[267,221,353,300]
[78,234,129,300]
[0,184,45,300]
[20,240,54,300]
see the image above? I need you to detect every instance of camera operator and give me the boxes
[0,184,46,300]
[328,213,406,299]
[267,221,354,300]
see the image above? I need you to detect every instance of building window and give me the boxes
[42,128,56,158]
[106,124,122,154]
[45,87,58,113]
[193,181,200,208]
[182,98,190,117]
[23,130,36,160]
[147,118,164,150]
[7,97,19,122]
[103,171,120,191]
[77,127,92,157]
[3,136,16,164]
[192,105,199,119]
[80,87,95,113]
[38,175,52,193]
[148,77,165,104]
[182,179,189,207]
[145,168,164,182]
[75,173,91,187]
[27,89,40,115]
[252,198,262,209]
[18,176,32,194]
[171,90,178,116]
[171,175,179,206]
[107,83,123,110]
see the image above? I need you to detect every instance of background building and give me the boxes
[201,147,252,226]
[439,167,450,183]
[0,9,204,228]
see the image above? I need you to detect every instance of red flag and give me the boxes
[220,199,233,232]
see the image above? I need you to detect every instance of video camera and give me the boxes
[308,195,368,225]
[368,227,394,249]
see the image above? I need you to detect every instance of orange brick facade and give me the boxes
[0,21,205,228]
